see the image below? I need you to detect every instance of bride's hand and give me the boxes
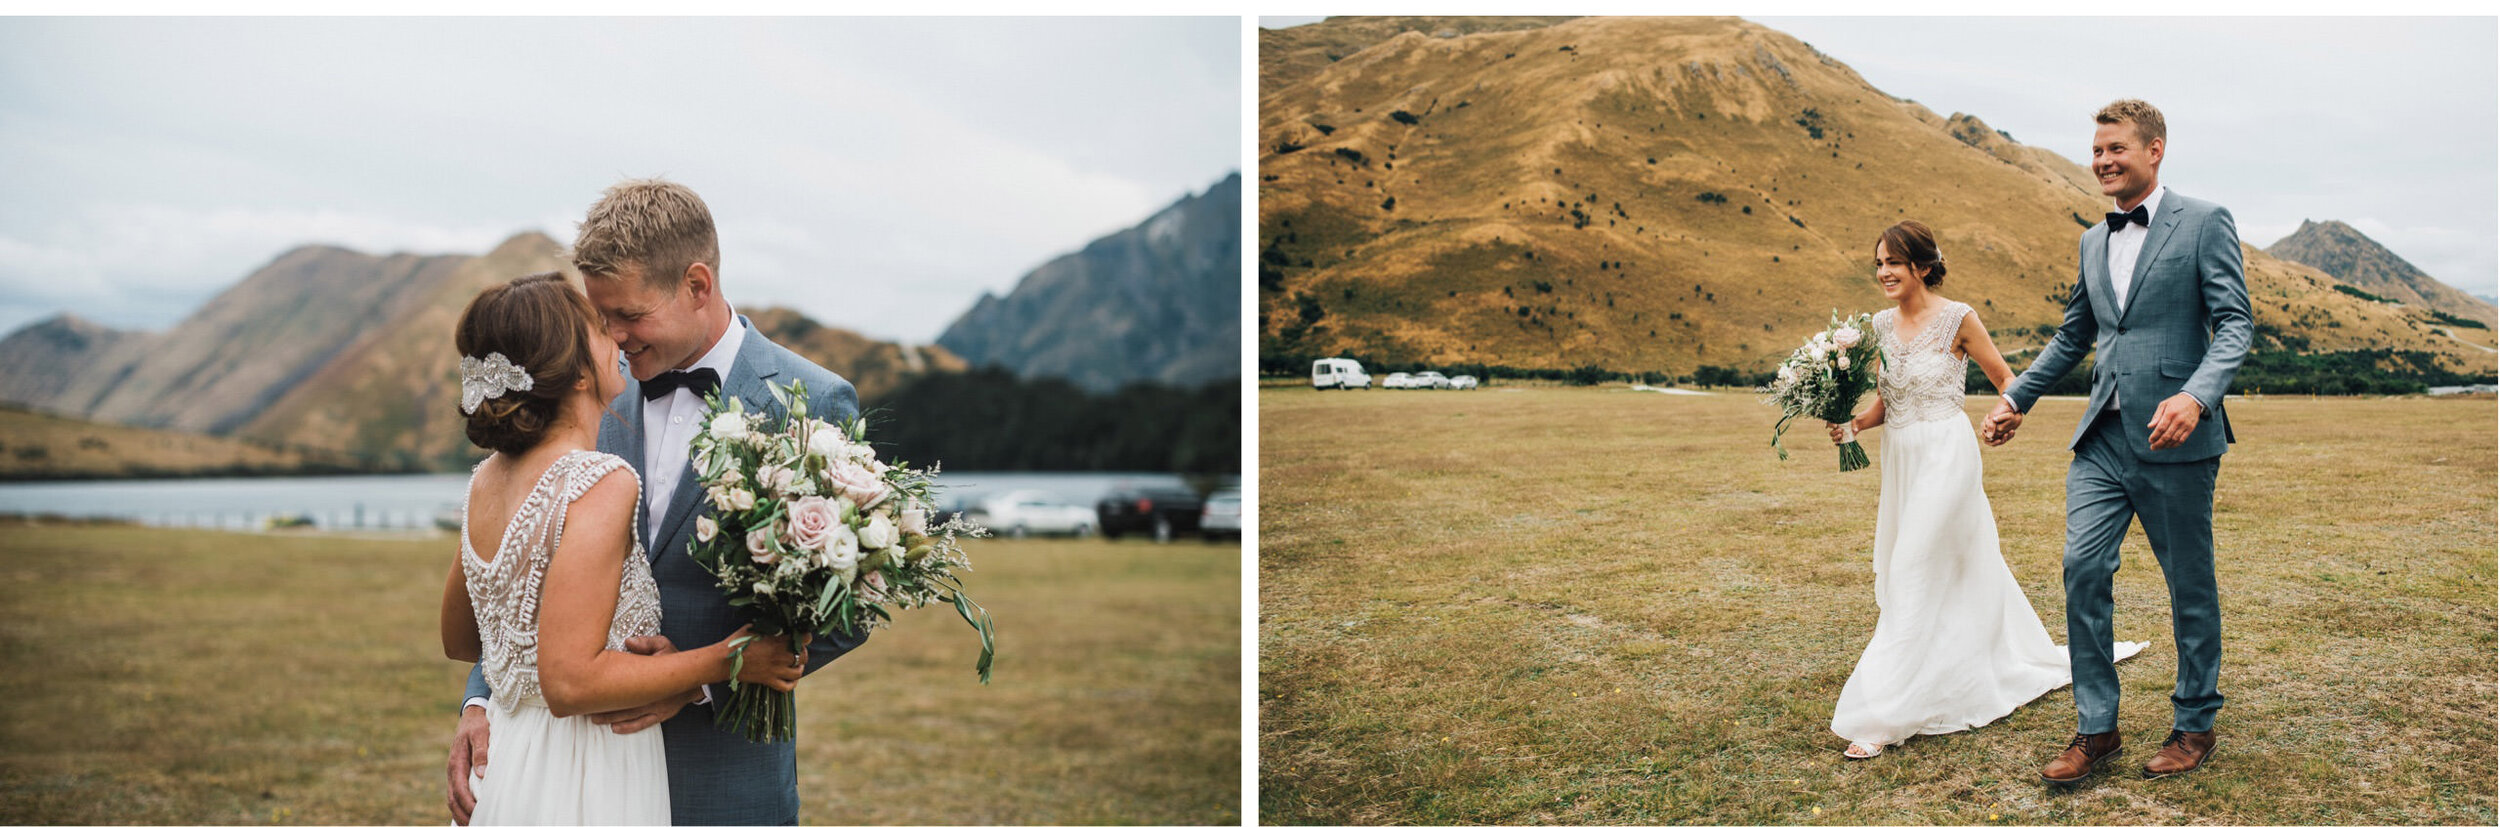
[723,625,808,691]
[1827,420,1854,444]
[590,636,698,734]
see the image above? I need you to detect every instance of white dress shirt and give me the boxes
[2107,184,2164,312]
[2101,185,2165,413]
[642,316,747,550]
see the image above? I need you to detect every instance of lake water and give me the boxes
[0,470,1224,533]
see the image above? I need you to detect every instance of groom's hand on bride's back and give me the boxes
[446,705,489,824]
[591,635,702,735]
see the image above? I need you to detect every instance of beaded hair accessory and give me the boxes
[460,352,535,414]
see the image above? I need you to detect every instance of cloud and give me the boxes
[0,203,518,331]
[0,16,1241,343]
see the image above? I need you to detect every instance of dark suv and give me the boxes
[1095,486,1202,542]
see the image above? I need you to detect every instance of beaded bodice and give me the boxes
[1875,301,1972,427]
[462,450,661,711]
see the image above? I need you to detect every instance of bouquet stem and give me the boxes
[1829,418,1870,472]
[720,683,799,743]
[1836,441,1869,472]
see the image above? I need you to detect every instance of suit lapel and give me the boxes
[649,319,782,563]
[2118,194,2186,324]
[599,381,652,551]
[2085,224,2118,325]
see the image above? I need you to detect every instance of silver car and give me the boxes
[1199,488,1241,542]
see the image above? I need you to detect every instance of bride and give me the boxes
[1823,222,2144,760]
[438,272,802,823]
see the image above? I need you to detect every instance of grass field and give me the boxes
[0,525,1239,824]
[1260,386,2495,825]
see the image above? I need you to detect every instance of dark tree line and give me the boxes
[866,367,1239,473]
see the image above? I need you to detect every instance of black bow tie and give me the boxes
[640,367,720,402]
[2105,205,2150,232]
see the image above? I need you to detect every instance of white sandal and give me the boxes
[1844,742,1884,759]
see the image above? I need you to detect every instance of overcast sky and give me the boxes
[1263,15,2498,298]
[0,16,1239,343]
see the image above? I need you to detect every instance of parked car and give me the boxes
[1096,485,1202,542]
[1199,487,1241,543]
[1310,357,1371,390]
[1413,371,1453,389]
[1451,375,1480,389]
[968,490,1097,538]
[1382,372,1415,389]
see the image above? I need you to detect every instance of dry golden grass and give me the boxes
[0,525,1239,824]
[1260,386,2494,825]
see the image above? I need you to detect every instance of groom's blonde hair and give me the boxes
[2094,99,2167,149]
[571,177,721,294]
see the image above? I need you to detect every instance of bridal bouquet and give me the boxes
[1760,311,1885,472]
[685,380,995,743]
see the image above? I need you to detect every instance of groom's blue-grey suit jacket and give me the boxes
[2008,189,2253,461]
[465,317,864,825]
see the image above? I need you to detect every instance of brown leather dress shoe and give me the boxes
[2040,731,2121,787]
[2143,729,2217,779]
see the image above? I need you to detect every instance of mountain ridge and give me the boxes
[937,171,1242,393]
[2265,219,2497,325]
[1254,16,2494,377]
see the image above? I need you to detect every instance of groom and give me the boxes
[1983,99,2251,786]
[446,178,867,824]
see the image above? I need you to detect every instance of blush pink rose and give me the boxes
[822,461,888,510]
[786,496,842,552]
[859,569,889,603]
[746,529,779,565]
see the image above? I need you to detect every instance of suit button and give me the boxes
[2117,326,2129,334]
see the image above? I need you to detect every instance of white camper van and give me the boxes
[1311,358,1371,390]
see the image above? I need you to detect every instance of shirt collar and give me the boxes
[2118,184,2166,224]
[689,312,747,379]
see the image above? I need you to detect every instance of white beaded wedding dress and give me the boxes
[1828,301,2145,752]
[463,450,670,824]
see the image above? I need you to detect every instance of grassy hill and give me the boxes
[1256,16,2495,380]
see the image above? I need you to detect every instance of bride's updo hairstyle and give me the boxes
[454,272,604,455]
[1878,221,1949,288]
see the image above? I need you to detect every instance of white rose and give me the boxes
[1836,355,1851,371]
[1813,330,1830,344]
[696,515,718,543]
[727,488,757,512]
[900,508,929,536]
[708,412,748,441]
[1832,327,1862,348]
[807,424,846,460]
[859,513,899,550]
[823,524,862,577]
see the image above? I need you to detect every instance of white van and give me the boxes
[1311,358,1371,390]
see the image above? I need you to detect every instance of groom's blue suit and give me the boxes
[465,317,866,825]
[2006,188,2251,735]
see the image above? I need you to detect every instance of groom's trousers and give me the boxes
[2064,409,2224,735]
